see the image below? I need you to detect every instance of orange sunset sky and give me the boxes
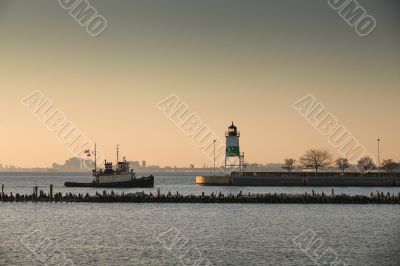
[0,0,399,168]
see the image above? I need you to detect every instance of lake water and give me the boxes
[1,172,400,265]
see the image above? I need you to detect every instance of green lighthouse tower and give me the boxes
[225,122,246,175]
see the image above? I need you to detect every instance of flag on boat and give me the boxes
[84,150,91,156]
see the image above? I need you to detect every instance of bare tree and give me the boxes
[299,149,332,174]
[357,156,376,174]
[282,158,296,173]
[381,159,397,173]
[335,157,350,174]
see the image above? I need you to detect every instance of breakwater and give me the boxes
[197,172,400,186]
[1,185,400,204]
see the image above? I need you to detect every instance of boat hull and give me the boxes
[64,176,154,188]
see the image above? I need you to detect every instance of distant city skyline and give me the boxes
[1,1,399,167]
[1,155,399,174]
[0,157,284,171]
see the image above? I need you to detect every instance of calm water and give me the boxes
[1,172,400,265]
[1,171,400,196]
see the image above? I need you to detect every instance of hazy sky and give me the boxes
[0,0,399,168]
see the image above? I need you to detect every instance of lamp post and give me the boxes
[213,139,216,176]
[377,138,381,177]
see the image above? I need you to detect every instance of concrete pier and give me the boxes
[196,175,232,185]
[196,172,400,187]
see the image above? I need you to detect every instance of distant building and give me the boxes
[142,160,147,168]
[52,157,87,172]
[130,161,141,169]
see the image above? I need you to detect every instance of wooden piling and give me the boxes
[50,184,53,199]
[1,187,400,204]
[33,186,38,201]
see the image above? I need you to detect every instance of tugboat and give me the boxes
[64,144,154,188]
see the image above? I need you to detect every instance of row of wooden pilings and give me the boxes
[1,185,400,204]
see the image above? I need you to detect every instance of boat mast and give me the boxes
[116,144,119,163]
[94,143,97,172]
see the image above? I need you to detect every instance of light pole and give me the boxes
[377,138,381,177]
[213,139,216,176]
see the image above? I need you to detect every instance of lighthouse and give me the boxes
[225,122,246,175]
